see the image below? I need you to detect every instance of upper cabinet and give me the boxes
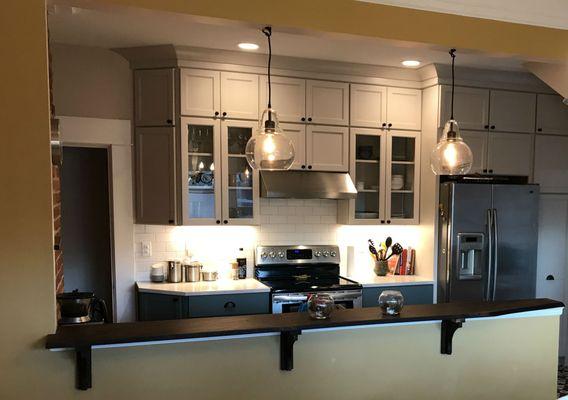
[440,86,537,133]
[440,86,489,131]
[306,125,349,172]
[386,87,422,131]
[460,130,488,174]
[350,84,387,128]
[536,94,568,135]
[306,80,349,125]
[280,123,306,170]
[350,85,421,131]
[180,69,220,118]
[134,69,175,127]
[260,77,348,125]
[180,69,258,120]
[489,90,536,133]
[260,76,305,123]
[534,135,568,193]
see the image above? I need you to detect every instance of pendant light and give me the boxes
[430,49,473,175]
[245,27,295,170]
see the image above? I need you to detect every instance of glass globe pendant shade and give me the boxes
[430,119,473,175]
[245,108,295,170]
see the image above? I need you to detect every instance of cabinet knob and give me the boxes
[380,220,385,224]
[224,301,236,309]
[386,220,391,224]
[307,165,312,170]
[214,111,219,116]
[301,165,306,169]
[490,125,495,130]
[168,219,174,224]
[222,112,227,117]
[483,169,487,173]
[484,125,489,129]
[172,298,179,302]
[382,123,387,128]
[537,128,543,132]
[216,220,221,224]
[223,220,228,224]
[488,169,494,173]
[166,119,173,124]
[307,117,312,122]
[387,123,392,128]
[301,117,306,122]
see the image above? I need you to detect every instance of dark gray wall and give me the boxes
[61,147,113,319]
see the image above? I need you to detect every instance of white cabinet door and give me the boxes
[260,76,305,123]
[440,86,489,131]
[487,132,533,177]
[534,135,568,193]
[350,84,387,128]
[306,125,349,172]
[489,90,536,133]
[220,72,258,120]
[180,69,220,118]
[134,69,175,127]
[306,80,349,126]
[461,130,488,174]
[386,87,421,131]
[537,94,568,135]
[280,123,306,170]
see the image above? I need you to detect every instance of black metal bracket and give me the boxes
[75,346,92,390]
[280,330,301,371]
[440,319,464,355]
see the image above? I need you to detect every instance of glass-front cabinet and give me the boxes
[386,131,420,224]
[339,129,419,225]
[221,120,258,225]
[181,117,258,225]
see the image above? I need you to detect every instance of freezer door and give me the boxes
[491,184,539,300]
[444,183,492,302]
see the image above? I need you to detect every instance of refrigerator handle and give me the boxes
[486,209,493,301]
[492,208,499,301]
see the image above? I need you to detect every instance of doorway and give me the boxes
[61,146,114,321]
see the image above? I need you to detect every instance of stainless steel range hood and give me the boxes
[260,171,357,199]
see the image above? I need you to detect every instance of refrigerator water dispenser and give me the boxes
[456,233,484,280]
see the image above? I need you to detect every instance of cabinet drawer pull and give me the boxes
[546,275,555,281]
[224,301,236,309]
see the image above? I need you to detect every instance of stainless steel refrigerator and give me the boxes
[437,178,539,302]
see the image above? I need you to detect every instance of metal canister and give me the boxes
[184,262,202,282]
[167,261,182,283]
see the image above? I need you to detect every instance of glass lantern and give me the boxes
[430,119,473,175]
[378,290,404,316]
[307,293,334,320]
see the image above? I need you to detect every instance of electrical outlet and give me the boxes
[141,241,152,257]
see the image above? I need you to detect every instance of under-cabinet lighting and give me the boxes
[238,43,259,51]
[401,60,421,67]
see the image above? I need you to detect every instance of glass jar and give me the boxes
[378,290,404,316]
[307,293,334,320]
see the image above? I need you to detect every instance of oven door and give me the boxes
[272,290,362,314]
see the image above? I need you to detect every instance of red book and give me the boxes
[399,249,408,275]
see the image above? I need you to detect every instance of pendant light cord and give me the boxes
[449,48,456,120]
[262,26,272,109]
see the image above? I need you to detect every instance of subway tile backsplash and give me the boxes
[134,198,425,281]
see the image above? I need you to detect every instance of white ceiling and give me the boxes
[48,4,525,71]
[360,0,568,30]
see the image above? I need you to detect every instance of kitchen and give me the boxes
[4,1,568,399]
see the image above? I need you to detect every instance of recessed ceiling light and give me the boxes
[402,60,421,67]
[238,43,259,51]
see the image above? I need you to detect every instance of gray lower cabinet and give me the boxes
[137,291,269,321]
[362,284,434,308]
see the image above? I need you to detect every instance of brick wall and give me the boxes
[52,164,64,293]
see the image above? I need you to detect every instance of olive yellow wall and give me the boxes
[0,1,562,399]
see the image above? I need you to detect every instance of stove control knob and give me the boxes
[277,251,285,258]
[269,251,276,258]
[330,251,337,257]
[322,251,329,257]
[314,251,321,257]
[260,252,267,259]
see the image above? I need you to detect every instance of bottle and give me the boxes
[236,248,247,279]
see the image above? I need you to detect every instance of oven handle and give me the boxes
[272,294,309,303]
[272,291,362,303]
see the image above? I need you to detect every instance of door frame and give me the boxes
[58,116,135,322]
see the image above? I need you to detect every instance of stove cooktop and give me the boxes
[259,276,361,293]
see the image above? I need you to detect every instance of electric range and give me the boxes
[254,245,362,313]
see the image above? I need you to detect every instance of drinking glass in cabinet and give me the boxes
[228,126,251,155]
[354,134,381,219]
[390,137,415,219]
[188,124,215,219]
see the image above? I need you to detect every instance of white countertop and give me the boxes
[346,274,434,288]
[136,279,271,296]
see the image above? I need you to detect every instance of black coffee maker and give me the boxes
[56,290,109,324]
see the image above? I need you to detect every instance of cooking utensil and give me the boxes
[385,237,392,255]
[167,261,182,283]
[183,262,202,282]
[386,243,404,260]
[368,239,379,261]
